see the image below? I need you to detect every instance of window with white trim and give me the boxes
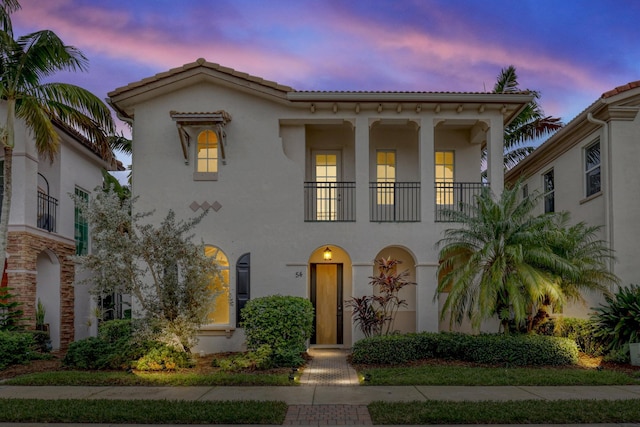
[585,140,601,197]
[376,150,396,205]
[195,130,219,180]
[74,187,89,255]
[543,170,554,213]
[435,151,454,205]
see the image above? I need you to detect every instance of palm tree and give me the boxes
[435,182,615,334]
[494,65,563,169]
[537,217,618,318]
[0,2,116,271]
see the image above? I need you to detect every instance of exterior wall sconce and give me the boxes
[323,247,332,261]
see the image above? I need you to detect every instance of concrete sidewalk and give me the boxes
[1,384,640,403]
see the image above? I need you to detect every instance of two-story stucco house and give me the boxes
[108,58,533,353]
[506,81,640,317]
[0,101,122,351]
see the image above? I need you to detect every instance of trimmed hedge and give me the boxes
[351,332,579,366]
[241,295,314,367]
[0,331,38,369]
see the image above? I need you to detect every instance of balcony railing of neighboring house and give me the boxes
[304,181,356,222]
[435,182,488,222]
[37,191,58,232]
[369,182,420,222]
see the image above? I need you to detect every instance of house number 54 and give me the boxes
[295,272,303,278]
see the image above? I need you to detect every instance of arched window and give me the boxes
[204,245,230,325]
[197,130,218,176]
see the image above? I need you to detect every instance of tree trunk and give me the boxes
[0,99,16,276]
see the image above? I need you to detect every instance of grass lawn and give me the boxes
[0,398,287,424]
[369,399,640,424]
[4,370,294,386]
[358,364,640,386]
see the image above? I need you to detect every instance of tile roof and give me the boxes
[601,80,640,98]
[108,58,293,97]
[109,58,532,99]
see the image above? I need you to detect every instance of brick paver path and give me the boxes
[284,404,372,425]
[287,348,371,425]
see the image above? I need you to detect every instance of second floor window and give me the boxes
[376,150,396,205]
[196,130,219,179]
[585,140,601,197]
[74,187,89,255]
[435,151,454,205]
[543,169,554,213]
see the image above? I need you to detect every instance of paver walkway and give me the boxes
[287,348,371,425]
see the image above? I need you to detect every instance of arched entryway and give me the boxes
[308,245,352,347]
[373,246,417,334]
[36,250,61,350]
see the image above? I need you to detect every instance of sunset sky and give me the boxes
[11,0,640,173]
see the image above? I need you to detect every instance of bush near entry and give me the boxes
[241,295,314,367]
[351,332,579,366]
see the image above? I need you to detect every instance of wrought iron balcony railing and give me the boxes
[369,182,420,222]
[37,191,58,232]
[304,182,356,222]
[435,182,488,222]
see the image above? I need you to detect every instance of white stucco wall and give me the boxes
[117,70,511,353]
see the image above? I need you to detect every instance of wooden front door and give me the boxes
[310,263,343,345]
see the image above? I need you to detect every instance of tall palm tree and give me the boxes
[494,65,563,169]
[0,2,116,271]
[436,182,615,334]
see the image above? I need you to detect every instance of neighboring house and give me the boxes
[0,102,122,351]
[506,81,640,317]
[108,58,533,352]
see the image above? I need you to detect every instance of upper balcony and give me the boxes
[300,118,492,224]
[434,182,487,222]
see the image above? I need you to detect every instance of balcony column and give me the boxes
[486,117,504,197]
[350,261,375,343]
[418,118,435,221]
[416,262,439,332]
[354,117,369,223]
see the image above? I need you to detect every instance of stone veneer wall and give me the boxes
[7,230,76,351]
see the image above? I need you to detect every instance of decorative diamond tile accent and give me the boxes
[200,201,211,211]
[189,201,200,212]
[212,201,222,212]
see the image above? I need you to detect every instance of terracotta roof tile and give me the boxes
[108,58,294,97]
[602,80,640,98]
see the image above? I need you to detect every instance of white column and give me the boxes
[486,117,504,197]
[354,117,369,223]
[350,262,374,343]
[419,118,435,222]
[416,263,439,332]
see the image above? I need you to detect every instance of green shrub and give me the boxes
[134,344,194,371]
[213,345,273,371]
[351,332,579,366]
[542,317,604,355]
[98,319,132,343]
[0,331,38,369]
[591,284,640,351]
[63,337,113,370]
[64,320,147,370]
[241,295,314,367]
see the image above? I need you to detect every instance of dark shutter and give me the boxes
[236,253,250,325]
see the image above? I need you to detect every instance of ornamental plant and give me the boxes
[591,284,640,351]
[346,257,415,337]
[72,186,220,352]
